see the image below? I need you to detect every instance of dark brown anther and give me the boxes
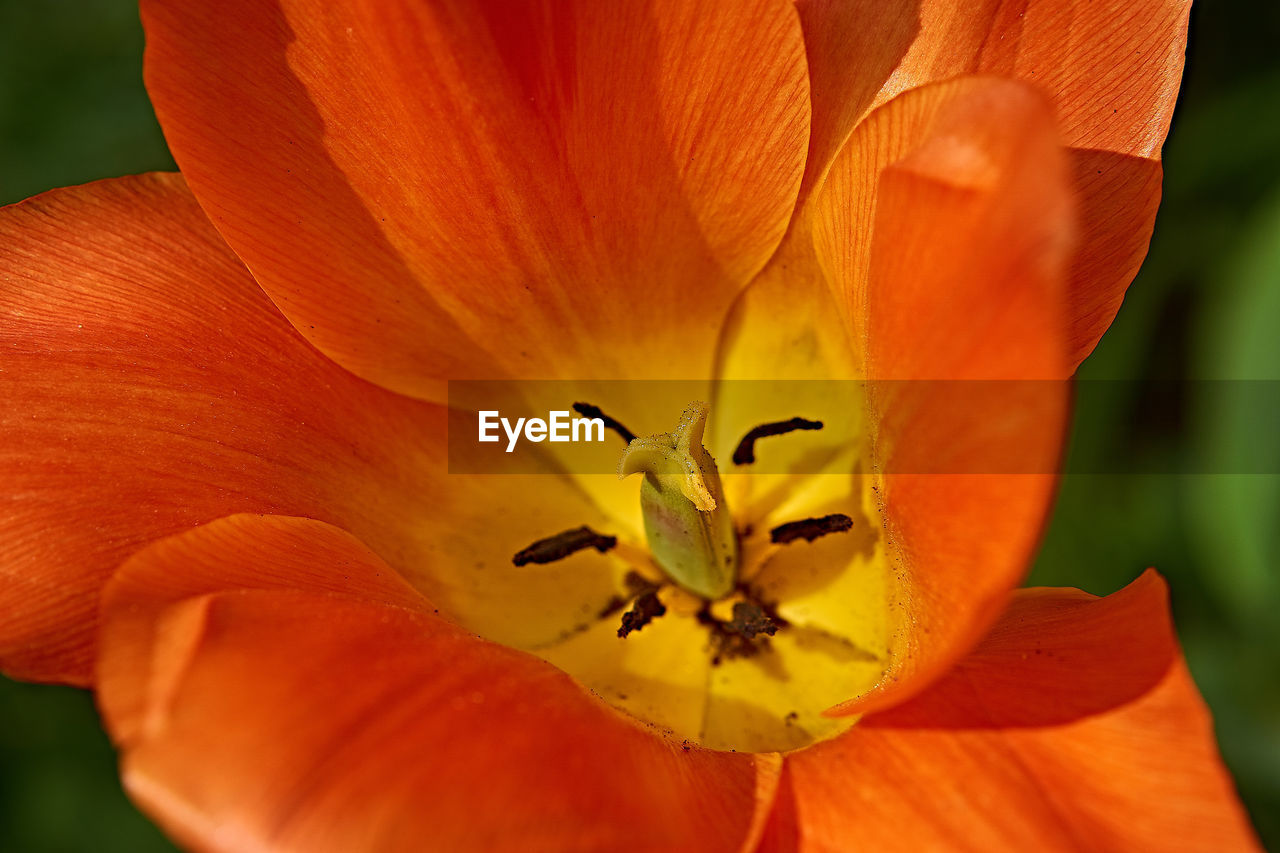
[770,513,854,545]
[732,417,823,465]
[572,402,637,444]
[512,525,617,566]
[617,591,666,638]
[697,589,786,665]
[728,602,778,639]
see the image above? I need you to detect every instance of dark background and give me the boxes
[1,1,1276,849]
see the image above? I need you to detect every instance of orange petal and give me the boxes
[790,0,920,204]
[99,515,780,853]
[0,174,437,685]
[870,0,1190,365]
[877,0,1190,157]
[812,78,1074,713]
[140,0,812,397]
[1065,148,1164,365]
[880,1,1187,156]
[764,572,1261,851]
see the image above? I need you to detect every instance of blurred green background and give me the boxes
[0,0,1276,849]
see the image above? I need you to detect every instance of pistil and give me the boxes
[618,402,738,600]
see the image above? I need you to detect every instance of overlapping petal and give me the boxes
[789,0,920,203]
[813,0,1191,365]
[140,0,813,398]
[0,175,401,682]
[867,0,1190,157]
[807,78,1074,712]
[0,174,619,685]
[98,514,781,853]
[764,572,1261,851]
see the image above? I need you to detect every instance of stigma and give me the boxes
[617,402,738,600]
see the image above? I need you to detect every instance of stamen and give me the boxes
[512,525,617,566]
[572,402,636,444]
[770,513,854,545]
[731,417,824,465]
[617,591,666,638]
[728,602,778,639]
[696,590,786,665]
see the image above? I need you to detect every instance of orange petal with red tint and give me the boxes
[812,78,1074,713]
[0,174,439,685]
[99,515,780,853]
[140,0,812,398]
[865,0,1191,365]
[763,572,1261,852]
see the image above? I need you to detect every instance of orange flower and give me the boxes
[0,0,1260,849]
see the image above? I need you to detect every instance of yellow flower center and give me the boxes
[496,396,900,753]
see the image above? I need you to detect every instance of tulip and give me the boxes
[0,0,1260,849]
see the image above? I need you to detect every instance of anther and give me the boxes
[697,599,779,665]
[572,402,636,444]
[731,417,824,465]
[770,513,854,545]
[512,525,617,566]
[617,591,666,638]
[728,602,778,639]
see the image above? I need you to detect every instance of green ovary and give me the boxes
[618,402,738,599]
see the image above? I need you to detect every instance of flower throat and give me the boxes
[511,402,851,650]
